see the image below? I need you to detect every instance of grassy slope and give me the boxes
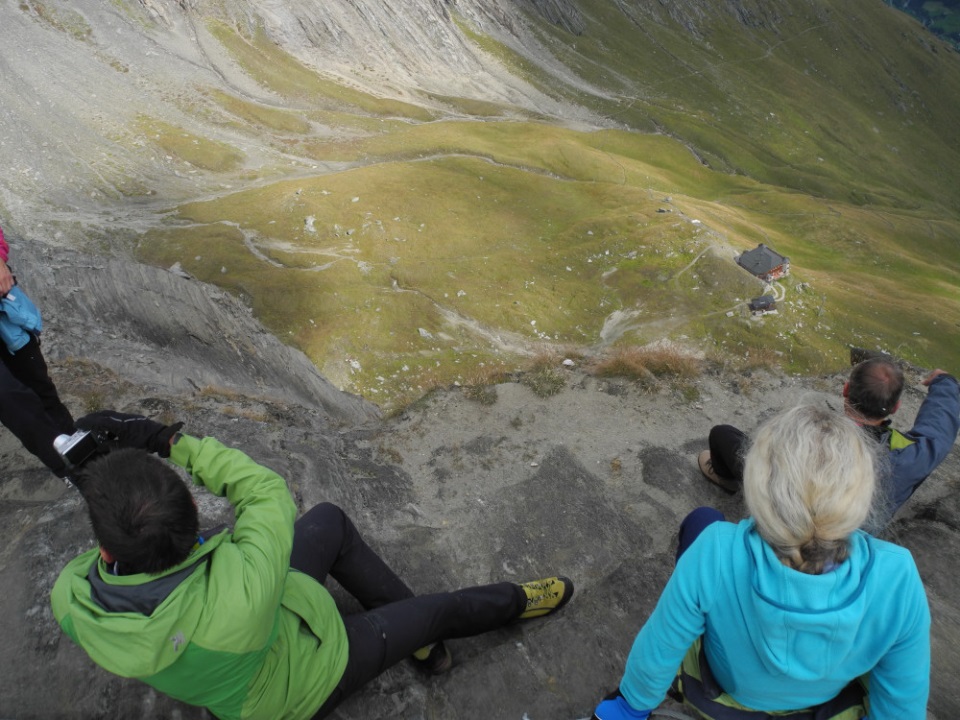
[544,0,960,208]
[135,2,960,411]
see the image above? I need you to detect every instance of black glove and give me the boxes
[76,411,183,458]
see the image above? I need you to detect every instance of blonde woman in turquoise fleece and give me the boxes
[593,403,930,720]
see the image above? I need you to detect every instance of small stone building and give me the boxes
[749,295,776,313]
[737,243,790,281]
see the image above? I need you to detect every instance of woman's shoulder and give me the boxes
[684,517,749,562]
[689,517,752,548]
[853,531,924,587]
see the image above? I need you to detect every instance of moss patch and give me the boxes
[21,1,92,42]
[135,115,244,172]
[208,90,312,134]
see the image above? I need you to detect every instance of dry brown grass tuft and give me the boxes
[460,363,513,405]
[588,345,702,381]
[466,363,514,387]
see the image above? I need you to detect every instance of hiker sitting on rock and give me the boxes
[0,222,76,479]
[593,403,929,720]
[51,411,573,720]
[699,356,959,527]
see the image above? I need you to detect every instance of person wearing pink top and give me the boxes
[0,226,13,295]
[0,223,75,478]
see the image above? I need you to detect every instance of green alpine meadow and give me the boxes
[112,0,960,411]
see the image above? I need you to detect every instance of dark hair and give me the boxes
[78,448,199,574]
[847,357,904,420]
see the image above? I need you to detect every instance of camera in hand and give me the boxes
[54,430,106,468]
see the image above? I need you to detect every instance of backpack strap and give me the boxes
[671,639,866,720]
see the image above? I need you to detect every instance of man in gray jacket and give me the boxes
[699,357,960,525]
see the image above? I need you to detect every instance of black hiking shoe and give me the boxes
[698,450,739,494]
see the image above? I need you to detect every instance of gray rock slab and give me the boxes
[3,364,957,719]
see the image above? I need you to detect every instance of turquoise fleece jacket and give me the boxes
[0,284,42,353]
[619,519,930,719]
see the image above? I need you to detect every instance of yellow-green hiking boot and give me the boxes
[518,576,574,620]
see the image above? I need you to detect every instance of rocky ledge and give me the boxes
[1,242,957,719]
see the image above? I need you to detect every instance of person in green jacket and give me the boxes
[51,411,574,720]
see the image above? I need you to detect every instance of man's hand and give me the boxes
[76,411,183,458]
[0,259,14,296]
[922,369,950,386]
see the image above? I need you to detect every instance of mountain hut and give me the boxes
[736,244,790,282]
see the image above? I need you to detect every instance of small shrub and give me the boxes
[463,383,498,405]
[677,382,701,403]
[589,351,656,381]
[643,349,701,378]
[517,351,568,398]
[467,363,513,387]
[521,366,566,397]
[81,390,107,414]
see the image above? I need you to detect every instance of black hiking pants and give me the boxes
[707,424,749,483]
[0,334,74,475]
[290,503,525,719]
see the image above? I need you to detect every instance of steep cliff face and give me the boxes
[185,0,606,116]
[524,0,585,34]
[2,0,957,239]
[0,0,600,232]
[14,238,378,424]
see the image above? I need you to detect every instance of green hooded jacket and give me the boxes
[51,434,349,720]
